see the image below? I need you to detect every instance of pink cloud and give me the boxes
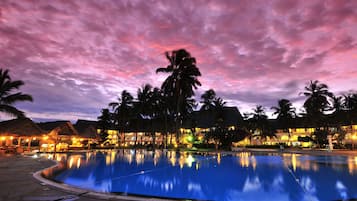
[0,0,356,121]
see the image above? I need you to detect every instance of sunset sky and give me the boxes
[1,0,356,122]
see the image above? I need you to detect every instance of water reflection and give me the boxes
[50,150,357,201]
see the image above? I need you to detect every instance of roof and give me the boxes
[183,106,243,128]
[37,121,78,136]
[126,118,176,133]
[0,118,44,136]
[74,120,98,138]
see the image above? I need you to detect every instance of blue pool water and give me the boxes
[51,150,357,201]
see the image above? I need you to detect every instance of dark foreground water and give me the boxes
[49,150,357,201]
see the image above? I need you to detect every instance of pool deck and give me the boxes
[1,149,357,201]
[0,154,106,201]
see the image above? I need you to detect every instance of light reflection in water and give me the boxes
[217,153,221,164]
[347,156,357,174]
[50,150,357,201]
[236,152,256,170]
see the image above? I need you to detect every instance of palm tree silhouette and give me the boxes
[152,88,174,147]
[109,90,134,146]
[272,99,296,145]
[97,108,112,143]
[249,105,272,143]
[343,93,357,124]
[302,80,332,127]
[328,95,346,145]
[156,49,201,143]
[137,84,153,119]
[271,99,296,127]
[200,89,216,111]
[212,97,226,128]
[0,69,33,118]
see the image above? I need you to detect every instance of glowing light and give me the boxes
[186,154,195,167]
[1,137,5,141]
[43,136,48,140]
[179,156,185,169]
[292,154,297,172]
[187,135,193,142]
[169,152,176,166]
[10,136,13,140]
[77,158,81,168]
[105,154,111,165]
[251,155,257,170]
[69,157,74,168]
[239,152,250,167]
[281,135,289,141]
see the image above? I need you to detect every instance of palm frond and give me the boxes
[0,104,25,118]
[1,93,33,104]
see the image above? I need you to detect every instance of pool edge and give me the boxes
[32,161,176,201]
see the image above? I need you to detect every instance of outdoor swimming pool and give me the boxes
[47,150,357,201]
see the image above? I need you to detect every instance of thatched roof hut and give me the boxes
[182,106,243,129]
[74,119,98,139]
[0,118,44,137]
[37,121,78,136]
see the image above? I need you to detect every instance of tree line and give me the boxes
[97,49,357,148]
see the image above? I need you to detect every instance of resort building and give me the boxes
[0,118,44,152]
[96,107,243,148]
[1,112,357,151]
[272,127,315,147]
[37,121,80,151]
[98,119,175,147]
[74,119,100,145]
[341,125,357,146]
[181,106,243,146]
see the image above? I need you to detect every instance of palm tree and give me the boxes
[248,105,272,143]
[0,69,33,118]
[302,80,333,147]
[137,84,159,147]
[153,88,174,147]
[156,49,202,143]
[200,89,216,111]
[328,95,346,146]
[212,97,226,128]
[137,84,153,119]
[136,84,153,145]
[330,95,344,114]
[97,108,112,143]
[302,80,332,122]
[252,105,267,120]
[109,90,134,146]
[271,99,296,127]
[343,93,357,123]
[271,99,295,146]
[342,93,357,148]
[329,95,344,125]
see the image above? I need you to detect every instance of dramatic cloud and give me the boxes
[0,0,356,121]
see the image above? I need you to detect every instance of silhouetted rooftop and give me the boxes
[0,118,44,136]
